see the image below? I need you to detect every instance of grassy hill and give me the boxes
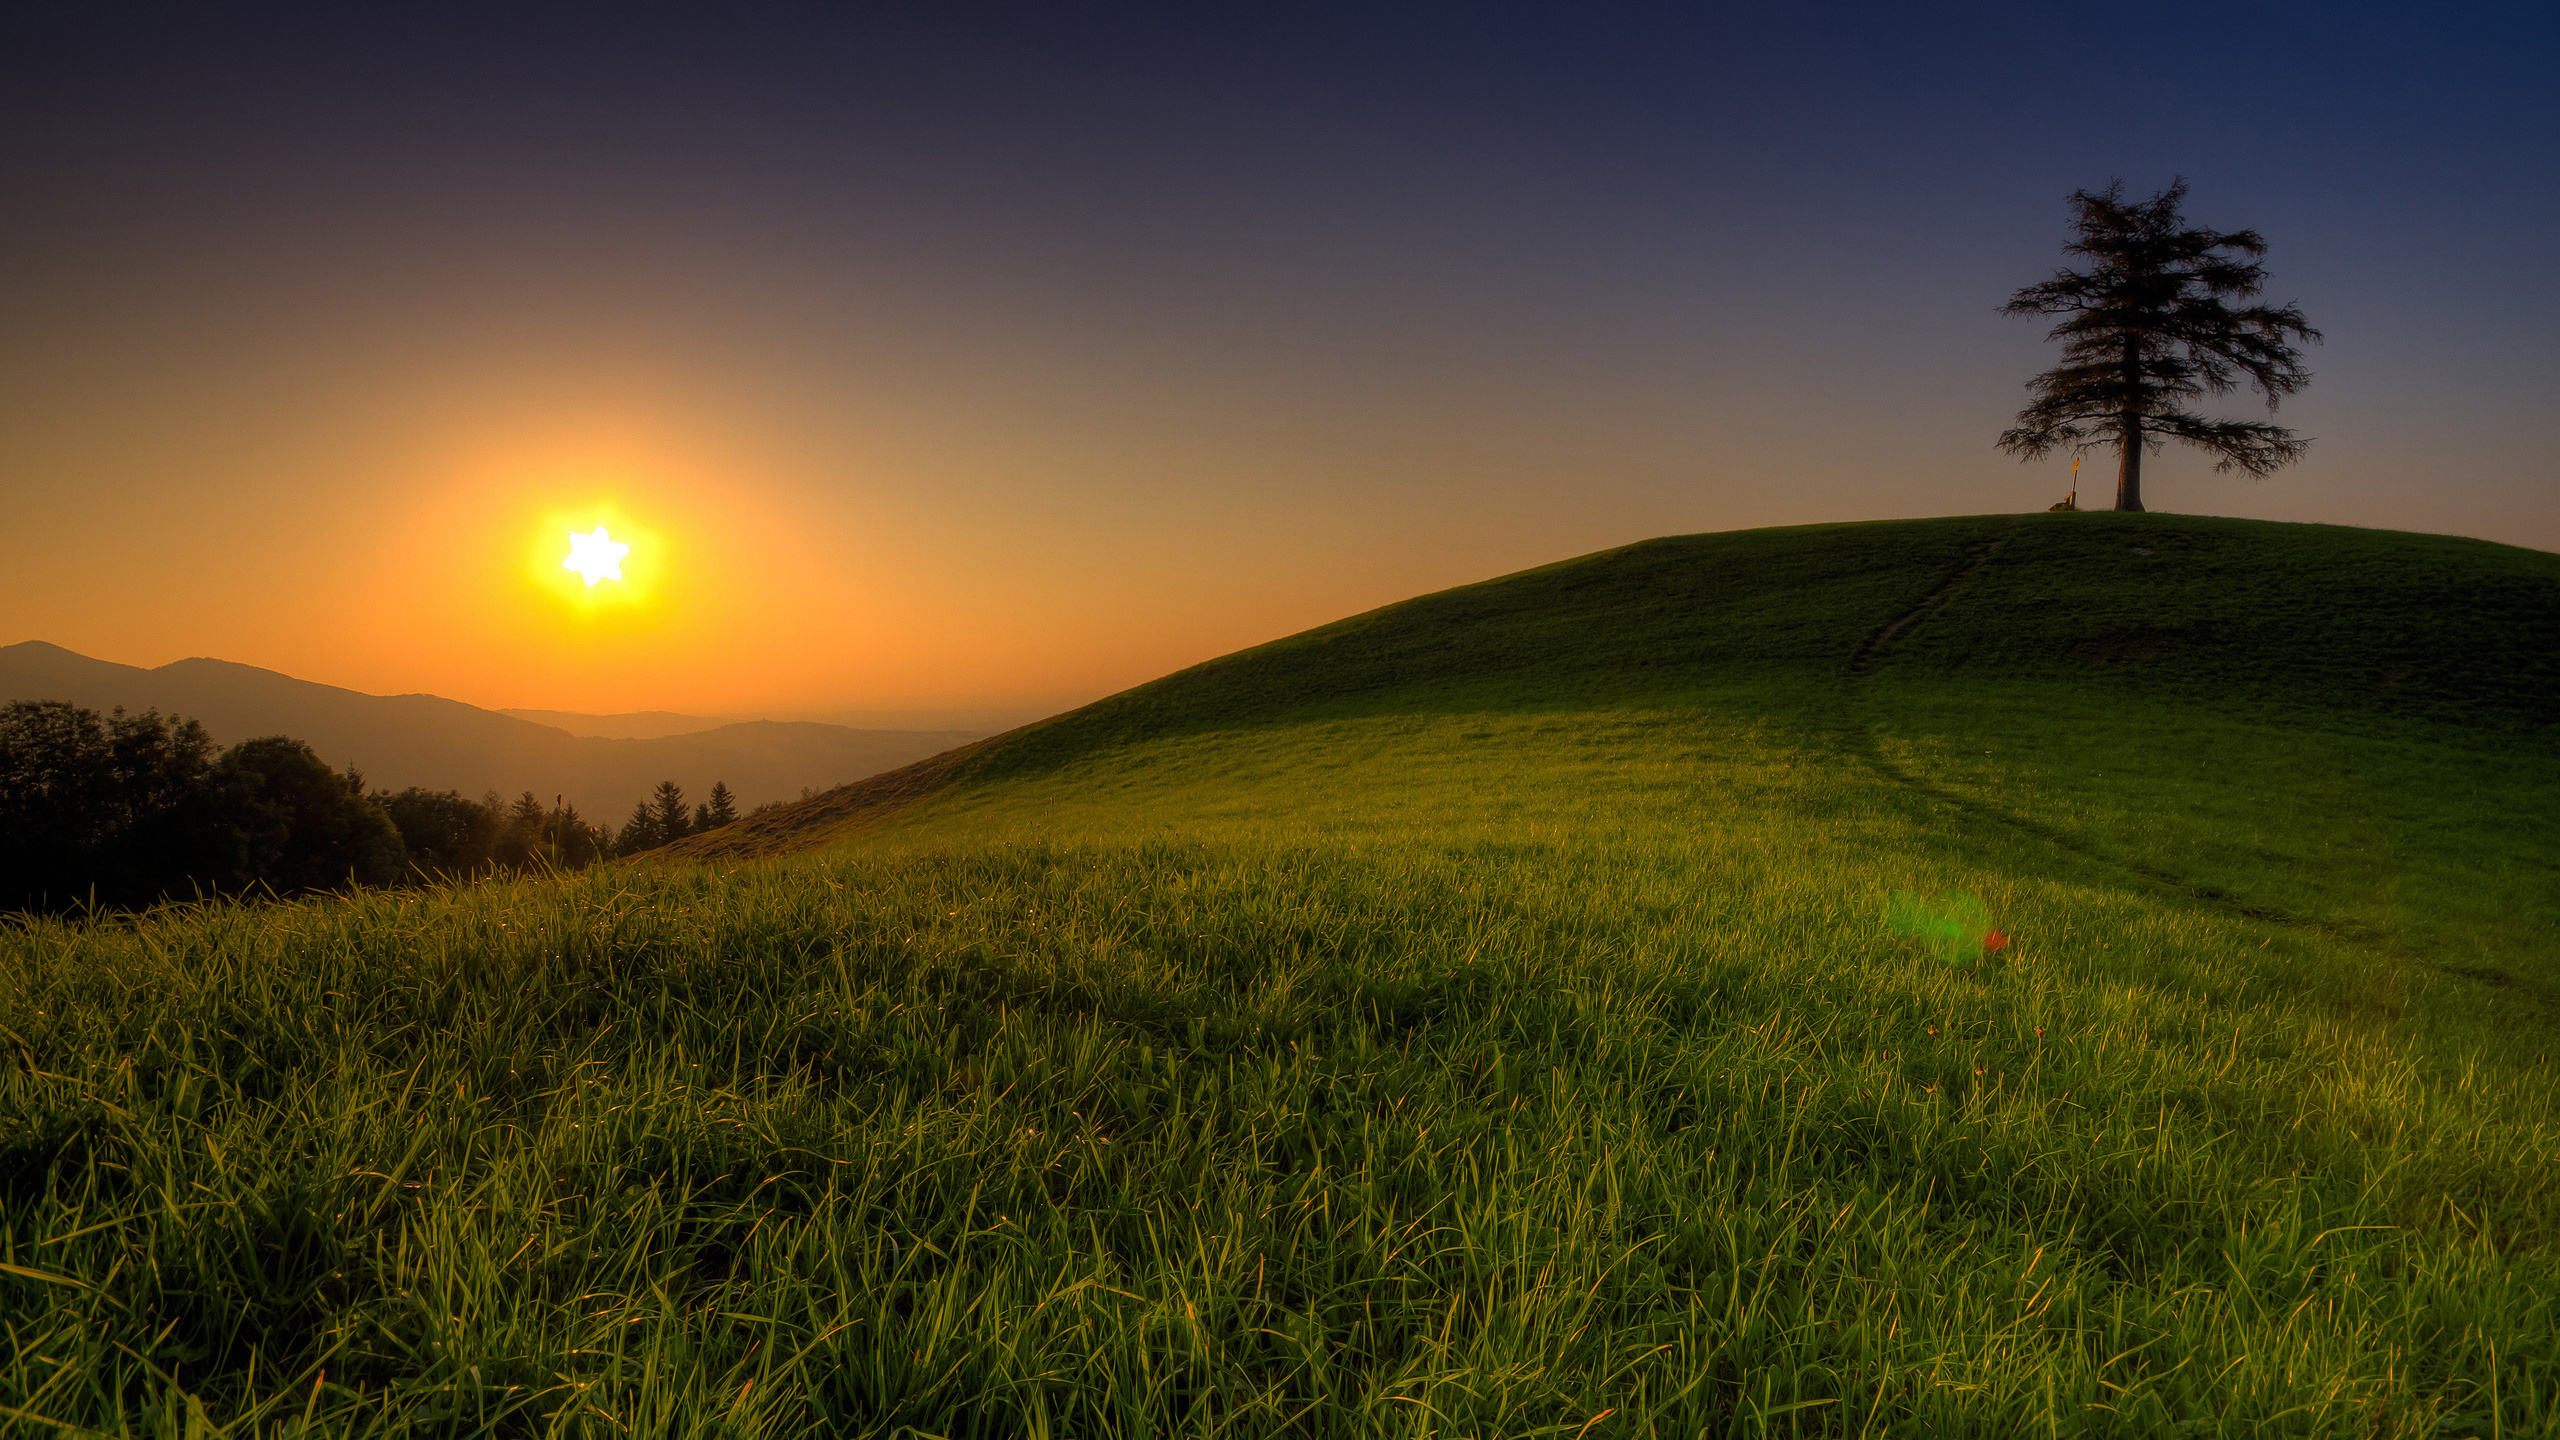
[684,512,2557,989]
[698,511,2550,788]
[5,512,2557,1436]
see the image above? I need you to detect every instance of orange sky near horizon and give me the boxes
[6,246,2550,733]
[5,7,2552,731]
[0,229,1875,728]
[4,313,1725,727]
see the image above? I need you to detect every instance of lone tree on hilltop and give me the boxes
[1998,178,2319,512]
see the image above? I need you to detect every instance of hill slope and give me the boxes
[0,643,981,817]
[12,511,2558,1432]
[675,511,2559,1011]
[679,511,2557,853]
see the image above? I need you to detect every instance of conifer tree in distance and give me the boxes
[616,801,657,856]
[492,790,554,871]
[650,781,690,845]
[1998,178,2319,512]
[702,781,737,830]
[509,791,547,831]
[547,801,604,867]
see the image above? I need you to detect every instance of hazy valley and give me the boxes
[0,641,983,820]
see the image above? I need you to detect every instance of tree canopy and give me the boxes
[1998,178,2319,512]
[0,700,619,913]
[222,735,407,894]
[0,704,399,910]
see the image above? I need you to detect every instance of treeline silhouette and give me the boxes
[0,700,738,915]
[613,778,737,855]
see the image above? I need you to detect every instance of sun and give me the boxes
[563,526,630,586]
[525,503,665,617]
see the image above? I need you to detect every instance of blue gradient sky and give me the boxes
[4,2,2552,726]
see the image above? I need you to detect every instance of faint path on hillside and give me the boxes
[1837,523,2400,949]
[1848,533,2011,675]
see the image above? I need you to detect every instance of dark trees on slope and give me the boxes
[616,802,660,856]
[0,702,234,908]
[1,700,629,912]
[221,736,407,894]
[546,802,606,868]
[2,693,750,904]
[478,792,604,870]
[1998,178,2319,512]
[490,791,552,871]
[0,703,401,910]
[380,787,505,876]
[616,779,738,855]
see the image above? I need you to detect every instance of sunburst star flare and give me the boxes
[563,526,631,586]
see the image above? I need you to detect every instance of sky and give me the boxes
[4,1,2553,731]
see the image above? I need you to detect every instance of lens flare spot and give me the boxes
[564,527,630,586]
[1885,889,2005,966]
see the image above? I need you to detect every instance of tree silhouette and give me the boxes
[0,697,665,907]
[379,787,504,877]
[219,736,406,894]
[546,801,606,868]
[0,701,643,908]
[0,701,243,909]
[650,781,690,845]
[701,781,738,830]
[490,790,553,870]
[508,791,548,830]
[616,802,659,856]
[1998,178,2319,512]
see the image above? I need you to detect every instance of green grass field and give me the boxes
[5,512,2556,1437]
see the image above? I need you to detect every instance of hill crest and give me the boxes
[663,511,2560,860]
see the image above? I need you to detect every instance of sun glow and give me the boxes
[352,425,902,711]
[524,500,667,618]
[563,526,629,585]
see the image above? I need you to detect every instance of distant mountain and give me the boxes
[498,708,738,739]
[0,642,984,820]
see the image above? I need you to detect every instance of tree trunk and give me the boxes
[2115,339,2145,511]
[2115,412,2144,511]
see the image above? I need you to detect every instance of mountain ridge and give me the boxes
[498,707,741,740]
[0,641,983,819]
